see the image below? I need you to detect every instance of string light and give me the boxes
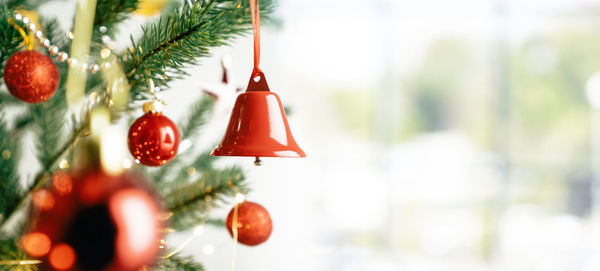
[193,225,204,236]
[59,159,69,169]
[234,193,246,204]
[159,216,214,259]
[13,13,117,74]
[122,158,132,169]
[202,244,215,255]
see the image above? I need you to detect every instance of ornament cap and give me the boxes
[143,100,165,114]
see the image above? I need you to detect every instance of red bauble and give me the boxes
[226,201,273,246]
[3,50,60,103]
[128,112,180,166]
[25,171,162,271]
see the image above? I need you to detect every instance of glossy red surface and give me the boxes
[226,201,272,246]
[28,171,162,271]
[3,50,59,103]
[128,113,180,166]
[212,72,305,158]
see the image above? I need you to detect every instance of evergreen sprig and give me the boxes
[153,96,214,185]
[155,255,206,271]
[166,166,248,230]
[179,96,214,139]
[0,239,36,271]
[31,19,70,166]
[0,101,21,222]
[31,94,67,166]
[2,0,52,10]
[93,0,139,41]
[123,0,274,100]
[0,5,22,80]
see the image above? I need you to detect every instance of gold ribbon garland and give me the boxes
[65,0,98,110]
[7,18,32,50]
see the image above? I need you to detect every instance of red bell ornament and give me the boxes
[212,72,305,159]
[212,0,305,162]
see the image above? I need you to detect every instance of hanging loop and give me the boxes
[249,0,261,75]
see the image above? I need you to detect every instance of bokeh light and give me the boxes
[52,171,73,196]
[32,189,55,210]
[49,243,76,270]
[22,232,51,257]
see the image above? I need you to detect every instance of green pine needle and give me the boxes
[0,239,38,271]
[166,166,248,230]
[155,255,205,271]
[179,95,214,139]
[0,5,23,79]
[2,0,51,10]
[0,100,21,221]
[123,0,275,100]
[152,96,215,185]
[94,0,139,41]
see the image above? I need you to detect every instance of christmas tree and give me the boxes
[0,0,284,270]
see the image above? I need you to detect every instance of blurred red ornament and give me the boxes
[225,201,272,246]
[2,50,59,103]
[128,110,180,167]
[27,170,162,271]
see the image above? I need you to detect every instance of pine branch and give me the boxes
[0,101,21,222]
[1,124,86,228]
[41,18,70,55]
[205,218,225,227]
[93,0,139,41]
[31,96,67,166]
[152,96,214,184]
[2,0,52,10]
[85,0,140,93]
[13,111,34,131]
[179,96,214,139]
[0,92,20,105]
[166,167,248,230]
[159,151,213,190]
[0,239,38,271]
[155,255,205,271]
[30,18,73,166]
[123,0,275,100]
[0,5,23,79]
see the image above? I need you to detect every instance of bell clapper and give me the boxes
[254,157,263,166]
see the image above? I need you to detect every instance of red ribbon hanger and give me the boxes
[246,0,270,91]
[250,0,261,77]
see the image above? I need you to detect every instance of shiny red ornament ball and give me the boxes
[3,50,60,103]
[226,201,273,246]
[128,112,180,166]
[25,170,162,271]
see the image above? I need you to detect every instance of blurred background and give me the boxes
[40,0,600,270]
